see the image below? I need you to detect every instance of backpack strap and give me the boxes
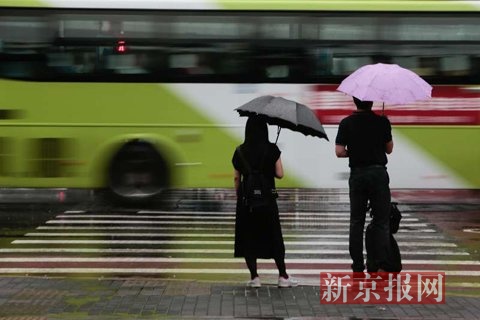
[236,146,268,174]
[236,146,251,175]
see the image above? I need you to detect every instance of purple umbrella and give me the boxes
[337,63,432,106]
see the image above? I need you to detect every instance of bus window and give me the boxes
[472,56,480,79]
[392,56,419,71]
[169,53,199,75]
[47,52,76,73]
[0,16,54,44]
[418,56,441,76]
[265,65,289,79]
[165,50,220,80]
[106,53,149,74]
[441,56,470,76]
[253,46,309,82]
[0,53,49,79]
[332,57,373,76]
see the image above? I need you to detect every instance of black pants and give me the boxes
[348,166,391,272]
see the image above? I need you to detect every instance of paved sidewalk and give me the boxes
[0,276,479,319]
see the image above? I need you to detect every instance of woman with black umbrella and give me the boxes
[232,116,297,288]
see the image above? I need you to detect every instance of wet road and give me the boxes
[0,188,479,295]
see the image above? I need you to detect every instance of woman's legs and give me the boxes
[245,257,258,280]
[246,256,288,279]
[274,256,288,279]
[275,257,298,287]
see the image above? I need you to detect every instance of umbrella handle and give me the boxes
[275,126,281,144]
[382,102,385,116]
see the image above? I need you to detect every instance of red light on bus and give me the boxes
[116,40,126,53]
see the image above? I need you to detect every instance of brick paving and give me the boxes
[0,276,478,319]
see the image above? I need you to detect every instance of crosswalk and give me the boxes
[0,189,478,288]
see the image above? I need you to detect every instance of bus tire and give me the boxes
[107,139,169,204]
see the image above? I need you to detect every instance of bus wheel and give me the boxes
[107,140,169,204]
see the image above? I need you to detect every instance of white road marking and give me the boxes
[45,220,429,227]
[0,268,478,277]
[0,248,468,255]
[5,194,473,287]
[54,214,419,222]
[136,210,412,217]
[24,232,443,239]
[36,226,438,233]
[11,239,457,247]
[0,257,478,265]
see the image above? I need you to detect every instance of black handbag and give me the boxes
[365,202,403,272]
[366,201,402,234]
[390,202,402,234]
[366,223,402,272]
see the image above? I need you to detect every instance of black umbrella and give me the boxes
[235,95,329,143]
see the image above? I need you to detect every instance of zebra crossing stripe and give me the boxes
[24,232,444,239]
[36,226,438,233]
[8,194,470,282]
[55,215,419,222]
[55,214,419,222]
[136,211,412,217]
[0,268,478,277]
[45,220,429,227]
[26,232,349,238]
[162,190,351,197]
[444,282,480,288]
[11,239,457,247]
[0,257,477,265]
[0,248,468,255]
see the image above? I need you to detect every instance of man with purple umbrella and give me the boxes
[334,63,431,273]
[335,97,394,273]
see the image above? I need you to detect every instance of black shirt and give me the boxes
[232,143,281,189]
[335,110,392,168]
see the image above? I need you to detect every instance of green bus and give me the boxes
[0,0,479,203]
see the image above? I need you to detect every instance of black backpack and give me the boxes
[236,146,274,211]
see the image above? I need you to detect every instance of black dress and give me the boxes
[232,142,285,259]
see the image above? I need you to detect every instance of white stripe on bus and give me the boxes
[45,0,219,10]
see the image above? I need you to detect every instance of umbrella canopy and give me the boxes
[235,95,329,141]
[337,63,432,105]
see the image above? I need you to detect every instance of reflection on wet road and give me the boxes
[0,188,479,294]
